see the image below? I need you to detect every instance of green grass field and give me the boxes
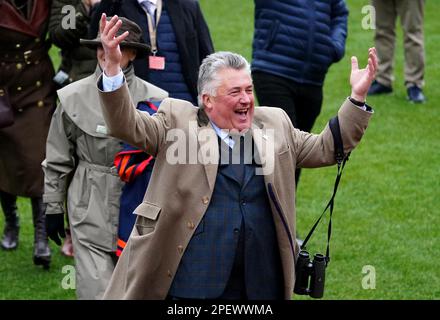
[1,0,439,299]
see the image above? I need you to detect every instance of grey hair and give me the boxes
[197,51,251,108]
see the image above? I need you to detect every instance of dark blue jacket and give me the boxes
[90,0,214,103]
[251,0,348,86]
[148,7,195,104]
[115,101,160,257]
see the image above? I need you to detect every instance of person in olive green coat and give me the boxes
[48,0,102,257]
[49,0,101,87]
[42,17,168,299]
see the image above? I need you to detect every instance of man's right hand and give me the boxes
[99,13,129,76]
[46,213,66,246]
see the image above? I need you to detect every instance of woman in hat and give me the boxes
[42,16,168,299]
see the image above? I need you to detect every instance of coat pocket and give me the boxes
[133,202,161,236]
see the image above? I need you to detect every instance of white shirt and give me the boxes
[102,70,124,92]
[138,0,157,17]
[210,121,237,149]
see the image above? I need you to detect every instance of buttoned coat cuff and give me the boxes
[45,202,65,215]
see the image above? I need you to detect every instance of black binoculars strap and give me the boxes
[300,116,349,266]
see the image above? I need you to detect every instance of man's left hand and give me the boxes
[350,47,378,102]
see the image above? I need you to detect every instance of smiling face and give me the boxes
[203,67,255,132]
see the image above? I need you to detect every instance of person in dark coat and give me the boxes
[49,0,101,87]
[0,0,56,269]
[251,0,349,185]
[89,0,214,105]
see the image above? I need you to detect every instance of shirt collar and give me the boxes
[138,0,157,7]
[210,121,235,149]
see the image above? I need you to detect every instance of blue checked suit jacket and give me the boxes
[168,138,284,299]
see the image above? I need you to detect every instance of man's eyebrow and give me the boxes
[228,85,253,92]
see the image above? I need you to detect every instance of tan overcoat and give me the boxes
[99,81,372,300]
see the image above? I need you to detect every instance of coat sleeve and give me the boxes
[330,0,349,63]
[98,79,172,157]
[42,105,77,215]
[289,99,372,168]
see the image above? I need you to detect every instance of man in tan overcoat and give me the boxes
[97,15,378,300]
[42,17,168,299]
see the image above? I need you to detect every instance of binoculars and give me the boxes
[293,250,327,299]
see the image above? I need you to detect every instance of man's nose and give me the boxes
[239,91,252,103]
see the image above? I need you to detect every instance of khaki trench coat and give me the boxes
[43,66,167,299]
[99,81,372,300]
[0,0,56,197]
[42,66,168,252]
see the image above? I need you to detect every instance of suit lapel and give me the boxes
[196,122,219,192]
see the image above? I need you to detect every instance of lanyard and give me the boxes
[145,0,162,55]
[300,116,350,266]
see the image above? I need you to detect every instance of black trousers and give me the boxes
[252,71,323,185]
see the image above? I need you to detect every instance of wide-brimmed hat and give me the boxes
[80,17,150,58]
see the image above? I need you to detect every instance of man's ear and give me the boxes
[202,93,213,112]
[129,49,137,62]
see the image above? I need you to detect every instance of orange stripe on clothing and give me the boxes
[117,238,126,249]
[118,155,130,179]
[135,156,153,176]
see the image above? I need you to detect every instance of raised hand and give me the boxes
[350,47,378,102]
[99,13,130,76]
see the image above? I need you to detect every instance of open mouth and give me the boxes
[234,109,249,120]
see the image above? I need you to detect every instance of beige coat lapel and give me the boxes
[251,121,275,186]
